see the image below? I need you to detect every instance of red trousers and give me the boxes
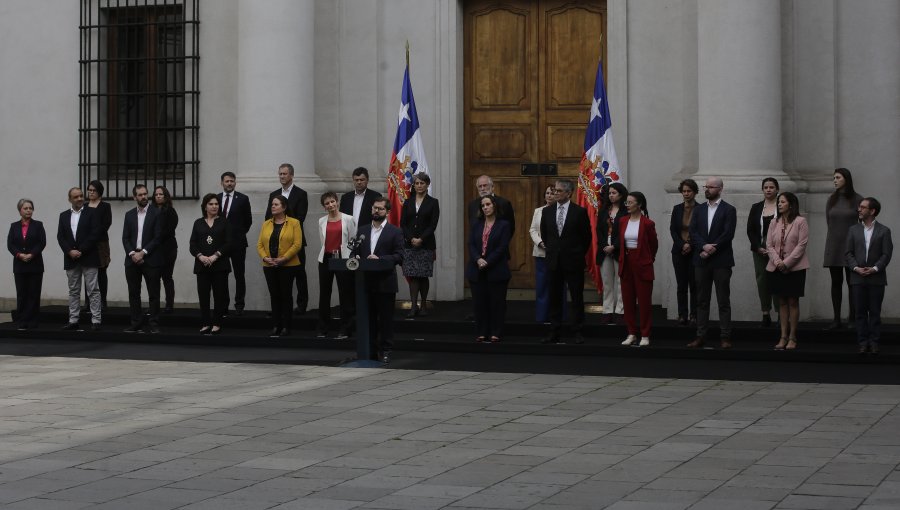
[621,249,653,337]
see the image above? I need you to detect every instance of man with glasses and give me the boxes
[846,197,893,354]
[687,176,737,349]
[539,179,592,344]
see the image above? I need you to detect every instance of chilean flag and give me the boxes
[387,64,429,226]
[576,60,621,293]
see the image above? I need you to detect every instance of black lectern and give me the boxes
[328,257,395,368]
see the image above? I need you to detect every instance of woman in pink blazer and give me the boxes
[618,192,658,346]
[765,192,809,350]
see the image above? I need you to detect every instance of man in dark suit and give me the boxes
[218,171,252,315]
[846,197,893,354]
[467,175,515,235]
[357,197,404,364]
[266,163,309,315]
[687,176,737,349]
[340,166,381,227]
[57,187,102,331]
[539,179,592,344]
[122,184,164,333]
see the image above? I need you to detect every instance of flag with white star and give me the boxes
[576,60,621,294]
[387,64,430,226]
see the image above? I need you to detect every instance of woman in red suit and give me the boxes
[618,192,658,347]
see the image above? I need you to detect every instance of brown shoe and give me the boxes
[686,337,705,348]
[720,339,733,349]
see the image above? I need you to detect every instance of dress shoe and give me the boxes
[405,308,418,319]
[686,337,704,348]
[622,335,637,346]
[858,345,868,354]
[490,336,501,343]
[720,339,733,349]
[315,330,328,338]
[540,336,562,344]
[417,309,428,317]
[823,321,842,331]
[334,332,350,340]
[209,327,222,336]
[476,336,486,343]
[147,325,160,334]
[233,307,244,316]
[870,344,880,355]
[677,316,688,326]
[573,334,584,344]
[270,327,282,338]
[123,325,143,333]
[61,322,82,332]
[279,329,291,337]
[689,316,697,327]
[199,326,212,335]
[163,307,174,314]
[16,325,28,331]
[91,323,101,332]
[381,351,392,364]
[639,337,650,347]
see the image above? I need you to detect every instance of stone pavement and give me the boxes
[0,356,899,510]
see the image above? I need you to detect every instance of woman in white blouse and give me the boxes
[316,191,357,339]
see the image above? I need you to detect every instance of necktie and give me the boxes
[222,194,230,217]
[557,205,565,235]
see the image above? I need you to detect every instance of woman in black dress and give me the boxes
[400,172,440,317]
[154,186,179,313]
[86,180,112,311]
[823,168,863,330]
[7,199,46,330]
[189,193,232,334]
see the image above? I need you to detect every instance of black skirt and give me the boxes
[767,269,806,298]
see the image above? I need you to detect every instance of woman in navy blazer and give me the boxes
[618,192,658,346]
[467,195,512,343]
[7,199,46,330]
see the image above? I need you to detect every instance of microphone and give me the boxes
[347,233,366,252]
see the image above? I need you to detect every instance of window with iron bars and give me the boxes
[79,0,199,200]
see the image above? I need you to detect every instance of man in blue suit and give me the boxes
[687,176,737,349]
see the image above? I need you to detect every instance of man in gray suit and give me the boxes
[846,197,892,354]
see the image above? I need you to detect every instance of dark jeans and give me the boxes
[367,291,396,358]
[472,274,509,338]
[695,265,732,339]
[161,250,177,309]
[852,284,885,346]
[264,265,296,330]
[14,272,43,327]
[671,251,696,319]
[125,263,161,326]
[295,248,308,312]
[548,266,585,337]
[317,254,354,333]
[197,271,228,326]
[226,246,247,310]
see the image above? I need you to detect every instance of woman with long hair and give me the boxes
[154,185,179,313]
[258,195,303,337]
[823,168,863,330]
[618,192,658,347]
[86,180,112,311]
[400,172,440,317]
[316,191,356,338]
[766,192,809,349]
[597,182,628,324]
[467,195,512,343]
[7,199,46,330]
[669,179,698,326]
[747,177,779,327]
[189,193,232,335]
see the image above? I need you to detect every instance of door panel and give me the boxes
[465,0,606,289]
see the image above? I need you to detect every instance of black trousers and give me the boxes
[548,266,585,337]
[197,271,228,326]
[695,265,732,339]
[317,254,354,333]
[852,284,885,346]
[226,246,247,310]
[471,274,509,338]
[125,263,161,326]
[14,272,43,327]
[671,251,697,319]
[367,291,395,358]
[294,248,308,312]
[265,265,296,330]
[161,250,177,308]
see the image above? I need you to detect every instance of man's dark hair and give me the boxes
[373,196,390,211]
[279,163,295,176]
[221,171,236,181]
[132,183,147,196]
[864,197,881,217]
[352,167,369,179]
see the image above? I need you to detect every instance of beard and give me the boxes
[372,213,386,223]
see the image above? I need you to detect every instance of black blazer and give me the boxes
[468,194,515,236]
[218,191,252,248]
[122,205,164,267]
[596,205,628,263]
[340,188,381,227]
[189,217,233,274]
[88,201,112,242]
[746,201,776,253]
[57,207,101,269]
[7,220,45,273]
[689,200,737,268]
[669,201,696,255]
[357,222,404,294]
[540,201,592,271]
[466,219,512,282]
[156,206,179,257]
[846,222,893,286]
[266,185,309,247]
[400,195,440,250]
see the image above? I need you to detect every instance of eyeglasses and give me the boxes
[372,206,387,211]
[703,185,722,190]
[553,188,569,193]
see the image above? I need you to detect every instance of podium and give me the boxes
[328,257,396,368]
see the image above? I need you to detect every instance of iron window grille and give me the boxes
[79,0,199,200]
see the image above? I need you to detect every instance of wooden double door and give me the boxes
[464,0,607,288]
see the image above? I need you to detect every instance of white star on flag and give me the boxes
[398,102,410,125]
[590,97,602,121]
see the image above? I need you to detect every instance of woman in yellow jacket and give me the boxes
[257,195,302,337]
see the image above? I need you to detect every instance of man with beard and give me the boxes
[356,197,404,364]
[687,176,737,349]
[846,197,893,354]
[122,184,164,333]
[218,171,252,315]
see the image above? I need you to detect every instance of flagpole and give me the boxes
[405,40,410,68]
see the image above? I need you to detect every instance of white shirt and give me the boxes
[70,208,82,240]
[864,221,876,268]
[135,206,148,251]
[624,218,640,249]
[370,221,385,253]
[281,185,293,199]
[353,191,366,224]
[706,199,720,232]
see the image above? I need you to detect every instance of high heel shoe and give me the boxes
[269,327,281,338]
[209,327,222,336]
[476,336,485,343]
[786,338,798,350]
[774,338,787,350]
[621,334,637,346]
[199,326,212,335]
[490,336,500,343]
